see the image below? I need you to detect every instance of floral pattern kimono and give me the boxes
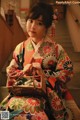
[0,36,74,120]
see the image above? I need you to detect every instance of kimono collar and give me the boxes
[31,39,43,51]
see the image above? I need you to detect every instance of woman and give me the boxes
[0,2,74,120]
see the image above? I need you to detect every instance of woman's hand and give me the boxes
[7,63,41,78]
[23,63,41,76]
[32,62,41,76]
[7,64,32,79]
[7,67,24,79]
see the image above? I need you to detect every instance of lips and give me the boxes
[30,31,36,34]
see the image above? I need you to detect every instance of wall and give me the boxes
[0,15,13,69]
[66,5,80,52]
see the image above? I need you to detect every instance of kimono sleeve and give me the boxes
[44,44,73,84]
[6,42,23,74]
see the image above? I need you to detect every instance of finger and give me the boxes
[9,73,18,78]
[9,71,23,77]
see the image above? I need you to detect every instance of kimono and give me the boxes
[0,36,74,120]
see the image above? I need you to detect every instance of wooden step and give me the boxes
[73,62,80,73]
[67,72,80,88]
[0,87,8,102]
[65,48,80,62]
[68,87,80,108]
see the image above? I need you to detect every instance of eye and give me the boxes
[28,19,33,23]
[38,22,43,26]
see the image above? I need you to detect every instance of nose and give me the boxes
[31,21,36,30]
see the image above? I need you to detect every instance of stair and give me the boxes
[55,19,80,108]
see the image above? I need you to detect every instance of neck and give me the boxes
[31,37,43,44]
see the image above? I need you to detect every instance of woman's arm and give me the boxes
[44,44,74,119]
[44,44,73,85]
[6,43,24,86]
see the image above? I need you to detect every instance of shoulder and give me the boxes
[55,43,64,51]
[14,38,30,53]
[14,38,30,49]
[55,43,65,55]
[44,36,55,45]
[44,36,63,49]
[43,36,65,52]
[13,41,26,59]
[14,42,23,52]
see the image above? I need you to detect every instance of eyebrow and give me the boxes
[38,19,43,22]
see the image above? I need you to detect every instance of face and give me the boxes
[26,16,47,40]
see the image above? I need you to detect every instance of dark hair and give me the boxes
[26,2,53,28]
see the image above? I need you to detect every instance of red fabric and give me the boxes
[48,77,56,88]
[65,90,73,100]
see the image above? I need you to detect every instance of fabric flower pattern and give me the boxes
[7,97,25,111]
[63,61,73,71]
[51,97,64,111]
[31,111,48,120]
[42,53,57,70]
[38,42,54,56]
[23,98,44,114]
